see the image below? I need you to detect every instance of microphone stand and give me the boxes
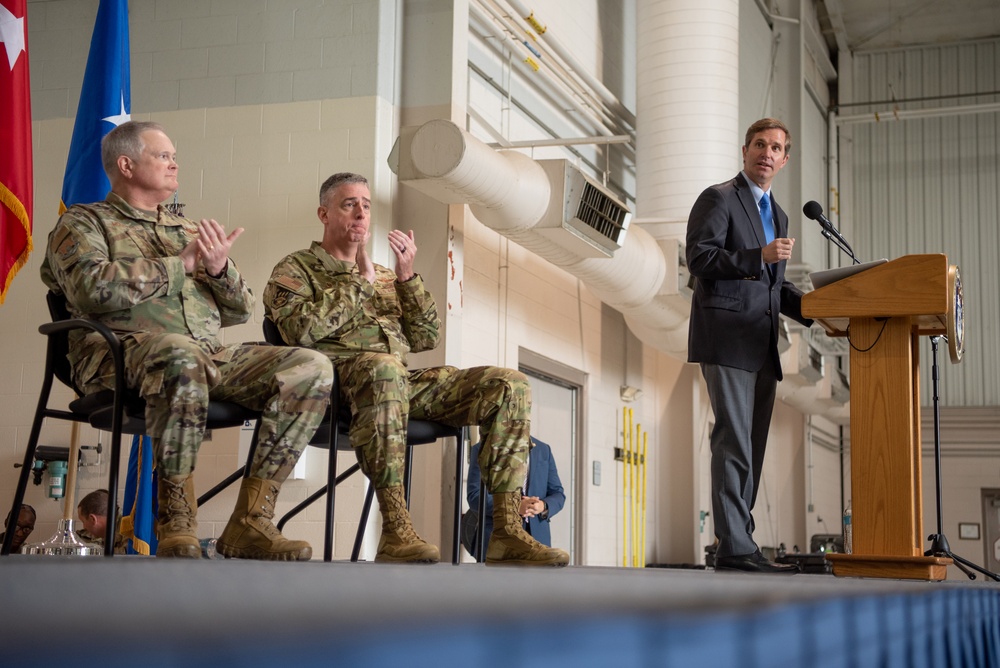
[923,336,1000,581]
[819,227,860,265]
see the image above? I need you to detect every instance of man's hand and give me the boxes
[181,219,244,276]
[355,230,375,284]
[762,236,795,264]
[389,229,416,282]
[519,495,544,518]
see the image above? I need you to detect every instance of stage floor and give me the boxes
[2,557,998,667]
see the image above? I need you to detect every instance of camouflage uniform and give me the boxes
[41,194,333,481]
[76,525,128,555]
[264,242,531,493]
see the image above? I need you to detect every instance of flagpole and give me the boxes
[21,420,97,556]
[61,422,81,521]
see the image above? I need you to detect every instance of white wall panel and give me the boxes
[848,39,1000,407]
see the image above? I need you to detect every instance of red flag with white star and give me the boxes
[0,0,32,305]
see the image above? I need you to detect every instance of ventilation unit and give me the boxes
[534,160,632,258]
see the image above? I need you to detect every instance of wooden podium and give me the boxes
[802,254,964,581]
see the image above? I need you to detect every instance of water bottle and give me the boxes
[200,537,220,559]
[843,501,853,554]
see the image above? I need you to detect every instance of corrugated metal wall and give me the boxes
[846,39,1000,407]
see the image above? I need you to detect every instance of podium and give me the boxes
[802,254,964,581]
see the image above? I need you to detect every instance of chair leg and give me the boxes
[476,461,488,563]
[343,425,467,564]
[403,438,413,508]
[1,458,35,556]
[452,427,466,565]
[276,463,359,532]
[323,403,339,562]
[1,387,53,556]
[193,418,260,510]
[346,437,415,562]
[196,466,246,507]
[351,485,375,562]
[102,344,136,558]
[3,350,64,557]
[270,396,353,562]
[240,420,264,479]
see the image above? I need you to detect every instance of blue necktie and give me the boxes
[760,193,775,245]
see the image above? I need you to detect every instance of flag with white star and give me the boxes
[59,0,130,213]
[0,0,32,305]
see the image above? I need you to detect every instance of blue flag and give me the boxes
[59,0,130,213]
[120,434,157,555]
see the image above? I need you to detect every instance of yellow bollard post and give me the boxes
[625,408,636,566]
[621,407,628,568]
[641,431,648,567]
[633,422,641,567]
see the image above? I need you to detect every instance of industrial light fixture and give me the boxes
[620,385,643,402]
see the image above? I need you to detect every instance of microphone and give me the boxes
[803,200,858,263]
[802,200,831,228]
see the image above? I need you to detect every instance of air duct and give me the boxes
[389,119,691,354]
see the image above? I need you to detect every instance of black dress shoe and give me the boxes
[715,551,799,574]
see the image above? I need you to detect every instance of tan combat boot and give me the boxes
[216,477,312,561]
[374,485,440,563]
[156,474,201,558]
[486,489,569,567]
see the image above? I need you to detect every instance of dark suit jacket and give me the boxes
[686,173,812,379]
[466,437,565,556]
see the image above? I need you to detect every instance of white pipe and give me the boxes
[469,2,619,139]
[835,101,1000,125]
[476,0,626,135]
[488,135,632,149]
[498,0,637,129]
[827,110,840,269]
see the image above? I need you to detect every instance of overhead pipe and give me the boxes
[836,101,1000,125]
[469,3,622,141]
[474,0,626,135]
[493,0,637,130]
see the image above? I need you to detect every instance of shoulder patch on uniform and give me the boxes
[271,274,309,294]
[50,225,79,262]
[270,290,290,308]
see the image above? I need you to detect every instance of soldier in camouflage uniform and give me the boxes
[76,489,127,555]
[264,172,568,566]
[41,121,333,561]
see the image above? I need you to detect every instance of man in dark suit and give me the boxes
[686,118,812,574]
[465,437,566,561]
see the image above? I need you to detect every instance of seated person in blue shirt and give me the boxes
[466,436,565,561]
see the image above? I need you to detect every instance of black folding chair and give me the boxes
[261,318,468,564]
[2,292,257,557]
